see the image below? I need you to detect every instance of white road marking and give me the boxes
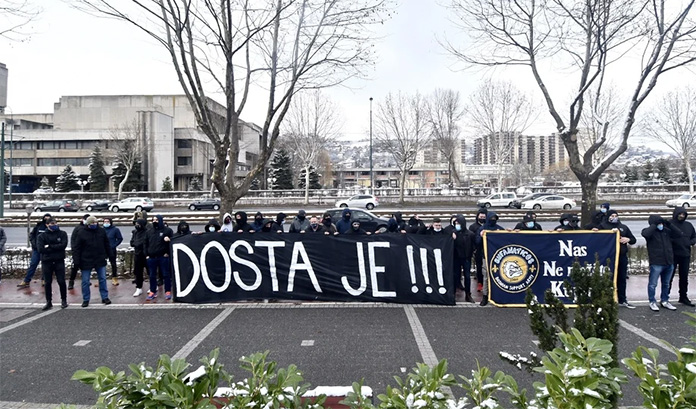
[619,319,676,355]
[172,307,235,360]
[0,308,58,335]
[301,340,315,346]
[73,340,91,346]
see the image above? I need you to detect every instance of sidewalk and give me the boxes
[2,274,695,307]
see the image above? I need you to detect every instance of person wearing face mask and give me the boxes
[18,213,52,288]
[72,216,112,307]
[130,219,148,296]
[452,215,475,302]
[642,215,683,312]
[346,219,370,235]
[306,216,324,233]
[251,212,265,232]
[261,219,275,233]
[204,218,221,233]
[37,218,69,310]
[407,214,426,234]
[321,212,338,235]
[272,212,287,233]
[336,208,354,234]
[599,210,637,308]
[554,213,579,231]
[515,212,542,231]
[144,215,174,301]
[221,212,235,232]
[68,213,91,290]
[599,202,611,223]
[425,218,445,235]
[668,207,696,306]
[444,215,459,235]
[173,220,191,239]
[476,212,505,306]
[234,211,253,233]
[290,210,310,233]
[470,208,488,292]
[102,217,123,286]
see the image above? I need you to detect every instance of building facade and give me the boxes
[473,132,566,173]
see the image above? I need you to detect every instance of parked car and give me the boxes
[188,197,221,211]
[32,187,54,195]
[476,192,517,208]
[108,197,155,212]
[510,192,553,209]
[82,199,112,212]
[324,208,389,233]
[335,194,379,210]
[666,193,696,208]
[34,199,80,212]
[522,195,576,210]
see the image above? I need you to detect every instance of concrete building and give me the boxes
[0,95,262,192]
[473,132,566,172]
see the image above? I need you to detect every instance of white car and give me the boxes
[108,197,155,212]
[335,194,379,210]
[522,195,576,210]
[476,192,517,208]
[666,193,696,208]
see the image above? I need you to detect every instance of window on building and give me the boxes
[37,158,90,167]
[177,156,192,166]
[7,158,33,167]
[177,139,193,148]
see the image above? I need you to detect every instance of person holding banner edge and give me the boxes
[599,210,637,308]
[476,212,505,306]
[470,208,488,292]
[452,215,475,302]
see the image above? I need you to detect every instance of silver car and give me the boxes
[108,197,155,212]
[335,194,379,210]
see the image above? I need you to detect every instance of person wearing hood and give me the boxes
[18,213,52,288]
[669,207,696,306]
[290,210,310,233]
[144,215,174,301]
[130,218,148,297]
[251,212,265,232]
[384,218,400,234]
[68,213,91,290]
[336,208,354,234]
[346,219,370,235]
[103,217,123,286]
[204,218,221,233]
[600,202,611,222]
[444,215,460,235]
[600,210,637,308]
[321,212,338,235]
[173,220,191,239]
[72,215,112,307]
[392,212,408,232]
[515,212,542,231]
[554,214,579,231]
[470,208,488,291]
[133,210,149,227]
[583,210,605,230]
[642,215,683,312]
[452,215,475,302]
[261,219,275,233]
[221,212,235,232]
[272,212,287,233]
[234,211,253,233]
[37,218,69,310]
[477,212,505,306]
[407,215,426,234]
[425,218,446,235]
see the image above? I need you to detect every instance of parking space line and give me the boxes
[172,307,235,360]
[619,319,676,355]
[0,308,58,335]
[403,305,438,365]
[0,401,92,408]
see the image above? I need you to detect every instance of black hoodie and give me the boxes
[515,212,542,231]
[453,215,475,259]
[407,216,426,234]
[173,220,191,239]
[130,219,148,256]
[599,210,636,256]
[469,208,488,235]
[234,211,252,232]
[321,212,338,234]
[144,215,174,257]
[393,212,408,232]
[272,212,287,233]
[555,213,579,231]
[204,218,221,233]
[345,220,368,235]
[261,219,275,233]
[670,207,696,257]
[583,210,605,230]
[251,212,265,232]
[476,211,505,246]
[642,214,682,265]
[30,213,52,250]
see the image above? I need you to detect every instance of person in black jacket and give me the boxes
[469,208,488,291]
[103,217,123,286]
[234,211,253,233]
[642,215,683,312]
[306,216,324,233]
[271,212,287,233]
[406,215,426,234]
[515,212,542,231]
[204,218,221,233]
[289,210,310,233]
[336,208,353,234]
[321,212,338,235]
[583,210,605,230]
[130,218,148,297]
[37,218,69,310]
[424,218,446,235]
[172,220,191,239]
[261,219,275,233]
[669,207,696,306]
[68,213,90,290]
[600,210,637,308]
[392,212,408,232]
[452,215,475,302]
[477,211,505,306]
[72,215,112,307]
[345,220,370,235]
[144,215,174,301]
[251,212,265,232]
[18,213,52,288]
[554,213,580,231]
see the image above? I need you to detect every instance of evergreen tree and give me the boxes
[269,149,294,189]
[642,160,655,180]
[55,165,80,192]
[624,166,638,182]
[680,163,691,183]
[88,144,108,192]
[298,166,322,189]
[250,178,260,190]
[112,160,143,192]
[40,176,51,189]
[189,176,203,191]
[162,176,174,191]
[656,159,671,183]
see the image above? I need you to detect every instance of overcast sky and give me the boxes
[0,0,692,148]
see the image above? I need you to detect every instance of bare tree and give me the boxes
[643,87,696,193]
[577,87,622,169]
[1,0,40,41]
[447,0,696,223]
[374,91,431,204]
[74,0,389,215]
[466,79,536,190]
[283,90,342,204]
[427,88,464,186]
[109,120,142,200]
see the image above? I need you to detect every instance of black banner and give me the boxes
[484,231,619,306]
[171,233,455,305]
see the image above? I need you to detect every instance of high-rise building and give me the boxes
[473,132,566,172]
[0,62,7,113]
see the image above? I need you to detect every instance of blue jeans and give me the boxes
[23,249,41,283]
[648,264,674,303]
[81,265,108,302]
[147,256,171,294]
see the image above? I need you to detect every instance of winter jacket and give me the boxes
[289,210,310,233]
[555,213,579,231]
[583,211,605,230]
[251,212,265,232]
[173,220,191,239]
[72,225,110,270]
[29,213,51,249]
[37,227,68,262]
[469,209,488,235]
[515,212,543,231]
[642,215,682,265]
[144,215,174,258]
[130,219,148,257]
[221,212,235,232]
[453,215,475,259]
[204,218,221,233]
[345,220,368,235]
[233,211,252,233]
[476,211,505,246]
[271,212,287,233]
[104,224,123,249]
[670,207,696,257]
[407,216,426,234]
[336,208,354,234]
[599,210,636,256]
[392,212,408,232]
[321,212,338,234]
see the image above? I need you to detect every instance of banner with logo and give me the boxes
[483,231,619,306]
[171,233,455,305]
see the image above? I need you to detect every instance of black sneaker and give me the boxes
[480,298,489,306]
[81,301,89,308]
[679,298,695,307]
[61,300,68,309]
[102,298,112,305]
[68,280,74,290]
[42,302,53,311]
[465,293,474,303]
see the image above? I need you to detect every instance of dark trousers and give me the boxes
[473,249,483,283]
[147,256,171,294]
[108,247,118,278]
[453,256,472,294]
[42,260,67,303]
[616,253,628,304]
[670,254,691,300]
[69,262,78,282]
[133,253,146,289]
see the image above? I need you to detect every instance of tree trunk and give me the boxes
[399,170,407,204]
[685,157,694,194]
[579,178,598,226]
[117,167,131,200]
[449,155,461,186]
[304,165,310,205]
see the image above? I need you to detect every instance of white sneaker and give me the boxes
[649,302,659,312]
[133,288,143,297]
[661,301,677,311]
[619,302,636,309]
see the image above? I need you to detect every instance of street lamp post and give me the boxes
[369,97,374,195]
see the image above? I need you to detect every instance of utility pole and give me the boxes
[369,97,374,195]
[0,121,5,218]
